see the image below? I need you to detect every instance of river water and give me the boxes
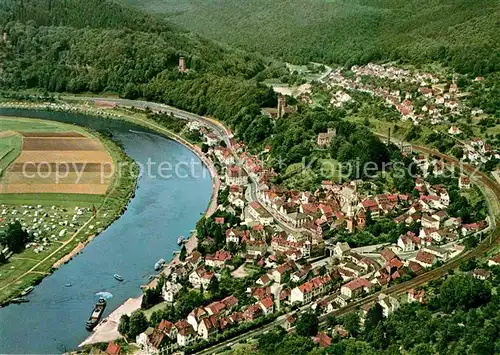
[0,109,212,353]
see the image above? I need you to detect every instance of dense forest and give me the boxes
[120,0,500,76]
[0,0,276,122]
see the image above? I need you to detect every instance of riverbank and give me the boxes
[0,101,221,348]
[0,116,138,305]
[0,100,220,217]
[78,232,200,347]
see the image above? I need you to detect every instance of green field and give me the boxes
[0,116,137,303]
[0,116,87,133]
[0,134,22,173]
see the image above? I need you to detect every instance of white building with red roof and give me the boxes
[205,250,232,268]
[413,250,437,268]
[340,277,372,299]
[488,254,500,267]
[189,267,215,289]
[225,165,248,186]
[259,297,275,314]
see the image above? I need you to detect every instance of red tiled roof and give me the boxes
[149,329,166,349]
[313,332,332,347]
[380,248,397,262]
[175,320,195,336]
[361,199,378,209]
[105,342,121,355]
[342,277,371,291]
[260,297,274,309]
[158,319,175,333]
[222,295,239,308]
[214,217,225,224]
[206,301,226,315]
[416,250,436,265]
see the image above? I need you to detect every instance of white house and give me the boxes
[340,278,371,299]
[397,235,415,252]
[248,201,273,225]
[176,321,196,347]
[162,281,182,303]
[225,166,248,186]
[459,176,471,189]
[378,293,400,317]
[189,267,215,289]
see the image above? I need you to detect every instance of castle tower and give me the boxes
[357,210,366,230]
[277,95,287,118]
[346,217,354,233]
[179,56,186,72]
[346,203,354,219]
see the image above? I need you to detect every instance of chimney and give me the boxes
[179,56,186,72]
[387,127,391,146]
[2,31,6,42]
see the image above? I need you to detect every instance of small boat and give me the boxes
[86,298,106,331]
[177,236,185,245]
[21,286,34,296]
[65,283,72,287]
[11,297,29,304]
[113,274,124,281]
[154,258,166,270]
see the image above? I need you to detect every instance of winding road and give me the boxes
[62,96,499,354]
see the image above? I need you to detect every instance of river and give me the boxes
[0,109,212,353]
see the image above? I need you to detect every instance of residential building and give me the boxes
[340,277,371,299]
[205,250,232,268]
[488,254,500,267]
[198,315,218,339]
[259,297,274,314]
[397,235,415,252]
[248,201,273,225]
[413,250,437,268]
[378,293,400,317]
[225,166,248,185]
[189,267,215,289]
[176,320,196,347]
[473,268,490,280]
[459,176,471,189]
[162,281,182,303]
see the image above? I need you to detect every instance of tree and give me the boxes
[258,327,287,355]
[364,303,383,332]
[438,274,491,313]
[118,314,130,336]
[1,221,30,253]
[179,245,187,262]
[128,310,148,339]
[295,311,319,337]
[141,287,162,309]
[341,313,360,337]
[207,276,220,295]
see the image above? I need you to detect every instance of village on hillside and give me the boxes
[130,113,493,354]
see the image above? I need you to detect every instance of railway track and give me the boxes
[321,138,500,321]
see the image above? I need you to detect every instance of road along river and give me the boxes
[0,108,212,354]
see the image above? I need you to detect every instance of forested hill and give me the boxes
[0,0,276,125]
[0,0,174,32]
[119,0,500,76]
